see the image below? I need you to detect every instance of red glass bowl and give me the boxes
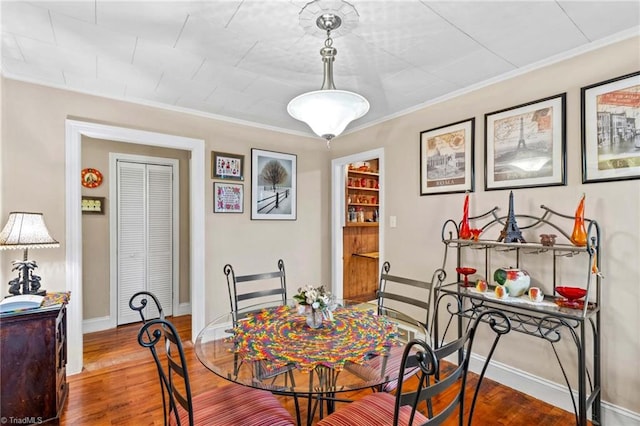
[556,286,587,300]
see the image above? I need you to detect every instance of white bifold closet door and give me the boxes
[117,161,174,325]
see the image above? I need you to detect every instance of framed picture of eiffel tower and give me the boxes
[484,93,566,190]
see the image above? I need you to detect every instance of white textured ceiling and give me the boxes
[2,0,639,138]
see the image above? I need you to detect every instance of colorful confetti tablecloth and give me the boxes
[232,304,400,371]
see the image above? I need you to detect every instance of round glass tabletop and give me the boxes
[194,299,427,396]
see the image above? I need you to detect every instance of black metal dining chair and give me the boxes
[129,290,170,419]
[348,261,447,393]
[137,317,296,426]
[224,259,297,383]
[224,259,288,323]
[223,259,300,423]
[376,262,446,338]
[317,310,511,426]
[129,290,165,323]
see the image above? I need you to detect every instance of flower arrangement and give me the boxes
[294,285,331,310]
[293,285,335,324]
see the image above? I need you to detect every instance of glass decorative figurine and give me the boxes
[570,194,588,247]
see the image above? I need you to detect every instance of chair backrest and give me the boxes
[393,310,511,426]
[130,291,171,424]
[138,318,194,426]
[129,291,165,323]
[224,259,287,323]
[377,261,446,340]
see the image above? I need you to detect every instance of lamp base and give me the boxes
[8,261,45,296]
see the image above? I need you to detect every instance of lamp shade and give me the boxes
[0,212,59,250]
[287,89,370,140]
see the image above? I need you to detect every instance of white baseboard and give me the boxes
[468,353,640,426]
[83,316,114,333]
[175,302,191,316]
[83,303,191,334]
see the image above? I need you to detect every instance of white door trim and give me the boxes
[65,119,205,375]
[109,153,180,327]
[330,148,385,299]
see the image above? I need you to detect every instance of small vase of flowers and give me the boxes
[293,285,335,329]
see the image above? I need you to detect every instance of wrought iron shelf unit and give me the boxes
[434,204,602,426]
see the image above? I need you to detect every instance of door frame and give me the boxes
[331,148,385,299]
[65,119,205,375]
[109,154,180,327]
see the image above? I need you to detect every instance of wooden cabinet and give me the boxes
[0,305,68,424]
[343,159,380,302]
[346,161,379,225]
[343,226,379,301]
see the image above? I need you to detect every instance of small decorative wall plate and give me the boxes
[81,168,103,188]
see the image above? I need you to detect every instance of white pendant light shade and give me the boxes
[288,7,369,146]
[287,89,369,140]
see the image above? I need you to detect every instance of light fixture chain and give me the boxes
[325,30,333,47]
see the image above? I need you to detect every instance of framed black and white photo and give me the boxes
[420,118,475,195]
[211,151,244,180]
[485,93,566,190]
[213,182,243,213]
[251,149,297,220]
[581,71,640,183]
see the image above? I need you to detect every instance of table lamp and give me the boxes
[0,212,59,296]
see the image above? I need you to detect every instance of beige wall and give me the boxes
[0,79,330,326]
[81,137,191,319]
[330,36,640,413]
[0,78,3,217]
[1,35,638,414]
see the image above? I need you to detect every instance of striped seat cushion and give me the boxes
[171,383,295,426]
[316,392,427,426]
[369,345,420,392]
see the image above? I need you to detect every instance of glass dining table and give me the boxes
[194,299,426,425]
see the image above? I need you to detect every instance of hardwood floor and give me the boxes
[61,315,582,425]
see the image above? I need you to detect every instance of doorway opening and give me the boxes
[331,148,384,300]
[65,119,205,375]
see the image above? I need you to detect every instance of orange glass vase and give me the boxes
[570,194,587,247]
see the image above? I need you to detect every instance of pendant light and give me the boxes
[287,12,369,147]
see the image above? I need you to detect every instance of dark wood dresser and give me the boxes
[0,304,68,424]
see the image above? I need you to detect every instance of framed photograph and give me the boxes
[581,71,640,183]
[420,118,475,195]
[211,151,244,180]
[484,93,566,190]
[214,182,243,213]
[251,149,297,220]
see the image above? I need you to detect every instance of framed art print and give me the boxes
[420,118,475,195]
[214,182,243,213]
[251,149,297,220]
[485,93,566,190]
[211,151,244,180]
[581,71,640,183]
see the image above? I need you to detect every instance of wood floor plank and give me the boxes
[60,315,585,425]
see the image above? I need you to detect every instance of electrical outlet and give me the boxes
[390,216,397,228]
